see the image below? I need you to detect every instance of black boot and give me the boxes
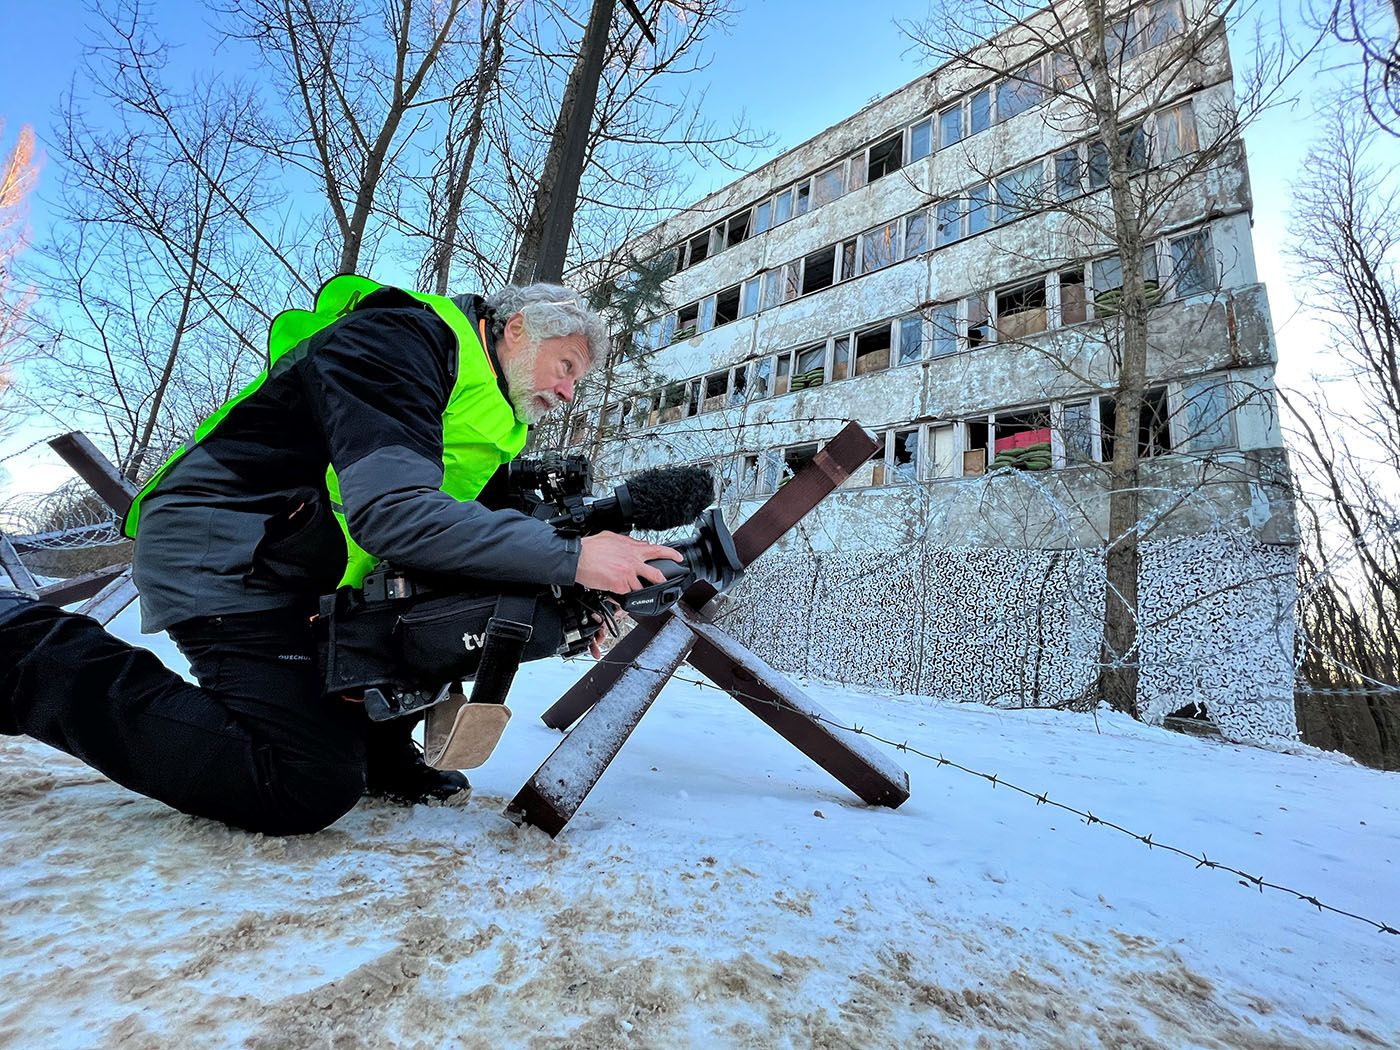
[364,716,471,805]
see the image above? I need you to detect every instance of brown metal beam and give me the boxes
[507,616,696,836]
[48,433,137,517]
[680,611,910,809]
[0,533,39,591]
[37,565,129,607]
[538,421,878,731]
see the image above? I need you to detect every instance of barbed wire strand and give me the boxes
[592,651,1400,938]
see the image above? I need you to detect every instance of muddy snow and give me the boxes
[1,607,1396,1048]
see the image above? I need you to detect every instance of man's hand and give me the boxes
[576,531,683,595]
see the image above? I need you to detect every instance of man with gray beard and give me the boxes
[0,278,680,835]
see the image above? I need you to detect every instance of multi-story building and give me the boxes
[572,0,1298,742]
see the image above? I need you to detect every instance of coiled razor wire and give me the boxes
[0,477,125,550]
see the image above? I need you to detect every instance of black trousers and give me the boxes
[0,603,368,835]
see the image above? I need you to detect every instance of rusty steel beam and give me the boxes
[48,433,138,517]
[507,616,696,837]
[77,568,140,625]
[538,421,878,731]
[37,564,129,607]
[0,533,40,592]
[680,611,910,809]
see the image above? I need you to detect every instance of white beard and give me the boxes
[503,338,559,424]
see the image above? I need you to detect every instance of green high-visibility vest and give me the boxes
[123,274,528,588]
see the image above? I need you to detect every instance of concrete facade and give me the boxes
[574,1,1299,741]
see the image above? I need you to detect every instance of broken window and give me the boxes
[1054,149,1081,199]
[867,133,904,182]
[935,198,963,246]
[1140,387,1172,457]
[1156,100,1198,162]
[675,302,700,339]
[794,180,811,216]
[709,226,725,257]
[898,315,923,364]
[773,188,794,225]
[854,324,892,376]
[659,381,690,423]
[793,344,826,391]
[964,419,989,476]
[967,294,992,348]
[728,363,749,407]
[1169,228,1216,297]
[724,210,751,248]
[1092,248,1161,314]
[930,303,958,357]
[686,230,710,267]
[997,61,1045,123]
[752,199,773,235]
[741,453,777,498]
[740,277,761,318]
[782,442,819,488]
[601,403,624,436]
[801,246,836,295]
[1181,376,1235,451]
[751,357,773,399]
[831,335,851,381]
[991,407,1053,470]
[891,428,920,483]
[968,183,993,235]
[1059,269,1088,325]
[939,104,962,148]
[840,238,858,281]
[631,391,655,429]
[909,117,933,162]
[701,370,729,412]
[1062,401,1095,464]
[861,220,899,274]
[813,164,846,207]
[568,410,592,446]
[1087,125,1148,190]
[996,280,1048,340]
[714,284,741,326]
[904,212,928,258]
[969,88,992,135]
[996,161,1044,222]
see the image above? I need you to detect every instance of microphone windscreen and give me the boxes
[626,465,714,531]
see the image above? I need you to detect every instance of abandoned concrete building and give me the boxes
[570,0,1298,742]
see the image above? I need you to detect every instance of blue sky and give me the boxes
[0,0,1385,495]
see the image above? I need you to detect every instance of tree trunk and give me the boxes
[510,0,617,286]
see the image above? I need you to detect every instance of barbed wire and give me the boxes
[593,650,1400,938]
[0,432,65,466]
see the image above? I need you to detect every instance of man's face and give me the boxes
[500,314,592,424]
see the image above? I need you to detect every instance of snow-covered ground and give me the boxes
[1,605,1397,1049]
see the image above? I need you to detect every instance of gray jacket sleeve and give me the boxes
[301,303,581,587]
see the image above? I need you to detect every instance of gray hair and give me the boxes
[479,283,609,366]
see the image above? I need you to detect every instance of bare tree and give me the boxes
[0,120,41,445]
[223,0,470,276]
[1310,0,1400,133]
[1285,103,1400,766]
[24,2,288,482]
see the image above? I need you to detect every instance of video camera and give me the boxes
[317,456,743,725]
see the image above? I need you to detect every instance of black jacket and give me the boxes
[131,289,580,632]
